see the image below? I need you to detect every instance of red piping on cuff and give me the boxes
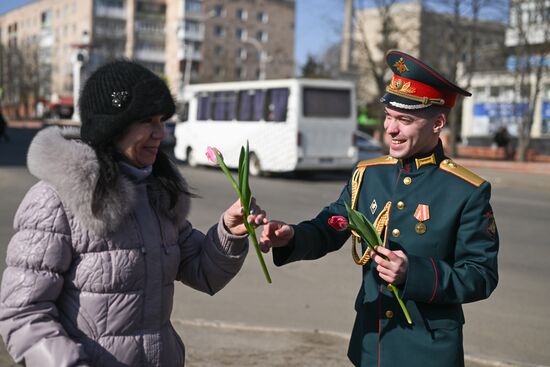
[428,257,438,303]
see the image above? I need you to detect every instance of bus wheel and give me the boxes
[249,153,262,176]
[187,148,198,167]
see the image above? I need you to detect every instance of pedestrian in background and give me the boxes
[493,126,514,160]
[261,50,499,367]
[0,60,266,367]
[0,108,10,142]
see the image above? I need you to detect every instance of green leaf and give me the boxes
[238,146,245,197]
[344,203,373,248]
[240,142,251,210]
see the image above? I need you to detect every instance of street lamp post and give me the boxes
[179,10,217,94]
[243,37,271,80]
[71,31,90,123]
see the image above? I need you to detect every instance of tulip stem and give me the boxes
[215,152,272,284]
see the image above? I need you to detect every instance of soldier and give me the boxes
[260,50,499,367]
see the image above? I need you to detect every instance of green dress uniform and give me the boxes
[273,142,499,367]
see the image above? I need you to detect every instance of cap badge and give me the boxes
[388,78,416,94]
[393,58,409,73]
[111,91,129,108]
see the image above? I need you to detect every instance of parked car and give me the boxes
[161,120,177,159]
[353,130,384,160]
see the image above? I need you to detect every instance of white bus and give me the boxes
[174,78,358,175]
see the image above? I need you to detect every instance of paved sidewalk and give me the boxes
[173,319,534,367]
[455,158,550,176]
[1,320,536,367]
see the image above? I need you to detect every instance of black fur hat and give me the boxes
[79,60,175,146]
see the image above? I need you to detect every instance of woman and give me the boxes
[0,60,266,366]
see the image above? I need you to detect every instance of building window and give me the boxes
[236,47,247,60]
[236,8,248,21]
[41,10,52,29]
[215,66,223,77]
[236,28,247,41]
[257,11,268,23]
[256,30,268,43]
[214,25,225,37]
[214,45,223,56]
[236,67,245,79]
[214,4,225,17]
[185,0,201,13]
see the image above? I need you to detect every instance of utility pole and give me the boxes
[340,0,353,72]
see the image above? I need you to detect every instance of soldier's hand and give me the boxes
[370,246,408,285]
[260,220,294,253]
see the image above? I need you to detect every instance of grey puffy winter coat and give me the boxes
[0,127,248,366]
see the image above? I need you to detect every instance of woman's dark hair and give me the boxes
[91,144,190,216]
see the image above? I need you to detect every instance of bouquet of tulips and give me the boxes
[206,144,272,284]
[328,202,412,324]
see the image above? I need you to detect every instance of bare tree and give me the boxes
[423,0,508,157]
[353,0,408,141]
[508,0,550,161]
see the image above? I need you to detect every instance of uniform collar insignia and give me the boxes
[415,154,437,169]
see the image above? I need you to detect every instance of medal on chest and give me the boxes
[414,204,430,235]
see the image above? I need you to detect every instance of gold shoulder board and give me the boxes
[357,155,398,168]
[439,159,485,187]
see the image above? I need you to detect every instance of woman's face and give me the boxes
[116,115,165,167]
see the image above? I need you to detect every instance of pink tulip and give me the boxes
[328,216,349,231]
[205,146,222,164]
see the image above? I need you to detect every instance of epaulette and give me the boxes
[439,159,485,187]
[356,155,398,168]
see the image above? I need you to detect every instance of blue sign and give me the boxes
[474,103,529,118]
[543,102,550,119]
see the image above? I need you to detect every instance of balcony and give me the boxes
[134,49,165,63]
[177,47,202,61]
[95,5,126,19]
[177,26,205,42]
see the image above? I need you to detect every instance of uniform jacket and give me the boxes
[0,126,248,367]
[274,142,499,367]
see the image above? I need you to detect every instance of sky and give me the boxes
[0,0,344,68]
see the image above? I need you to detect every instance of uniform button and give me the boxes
[392,228,400,237]
[403,177,412,185]
[385,310,394,319]
[386,284,393,292]
[442,159,450,164]
[396,201,405,209]
[449,162,457,168]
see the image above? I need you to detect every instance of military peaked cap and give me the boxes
[380,50,471,110]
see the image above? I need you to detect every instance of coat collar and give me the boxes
[27,126,190,235]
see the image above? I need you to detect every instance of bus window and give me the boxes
[266,88,289,122]
[237,89,264,121]
[237,90,254,121]
[302,87,351,118]
[253,90,265,121]
[212,91,237,121]
[197,93,211,120]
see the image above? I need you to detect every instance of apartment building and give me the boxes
[0,0,295,117]
[198,0,294,84]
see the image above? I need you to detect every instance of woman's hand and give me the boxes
[223,197,268,236]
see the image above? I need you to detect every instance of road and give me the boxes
[0,127,549,366]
